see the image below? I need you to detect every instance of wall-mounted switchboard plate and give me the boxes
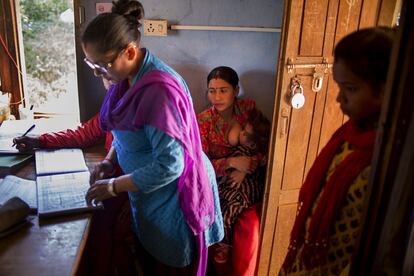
[96,3,112,15]
[143,19,168,36]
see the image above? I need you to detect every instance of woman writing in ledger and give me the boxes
[82,0,223,275]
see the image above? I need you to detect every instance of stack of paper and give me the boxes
[0,118,79,154]
[0,155,33,177]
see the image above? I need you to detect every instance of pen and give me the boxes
[12,124,36,147]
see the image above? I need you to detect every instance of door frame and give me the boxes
[352,0,413,273]
[0,0,24,118]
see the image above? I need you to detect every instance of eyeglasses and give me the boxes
[83,48,126,75]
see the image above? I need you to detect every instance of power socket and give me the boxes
[96,3,113,14]
[143,19,168,36]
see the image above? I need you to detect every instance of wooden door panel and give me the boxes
[300,0,330,56]
[322,0,340,55]
[283,76,316,190]
[318,76,344,152]
[335,0,362,42]
[285,0,305,58]
[303,78,330,177]
[268,204,298,276]
[360,0,381,28]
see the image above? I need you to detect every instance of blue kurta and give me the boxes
[112,49,223,267]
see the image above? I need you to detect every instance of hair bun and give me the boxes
[112,0,144,27]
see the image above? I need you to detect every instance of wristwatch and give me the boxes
[107,178,117,197]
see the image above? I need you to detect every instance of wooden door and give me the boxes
[257,0,399,275]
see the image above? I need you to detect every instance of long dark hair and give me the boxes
[81,0,144,54]
[334,27,395,94]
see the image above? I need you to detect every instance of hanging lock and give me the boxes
[290,84,305,109]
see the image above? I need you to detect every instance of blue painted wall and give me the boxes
[77,0,283,120]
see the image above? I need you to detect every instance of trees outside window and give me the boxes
[19,0,79,120]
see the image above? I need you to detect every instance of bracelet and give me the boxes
[113,178,118,194]
[107,178,117,197]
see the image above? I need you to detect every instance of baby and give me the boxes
[215,108,270,262]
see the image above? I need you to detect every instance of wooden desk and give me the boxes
[0,146,106,276]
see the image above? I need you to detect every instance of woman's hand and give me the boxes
[89,159,116,185]
[229,170,247,187]
[228,156,258,173]
[85,178,114,206]
[12,136,40,152]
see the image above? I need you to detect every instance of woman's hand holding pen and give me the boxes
[12,136,40,152]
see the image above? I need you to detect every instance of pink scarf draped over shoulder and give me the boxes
[100,70,214,235]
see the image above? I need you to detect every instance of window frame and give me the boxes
[0,0,24,119]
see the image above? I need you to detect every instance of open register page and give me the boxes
[35,149,102,218]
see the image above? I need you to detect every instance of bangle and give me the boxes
[107,178,117,197]
[113,178,118,194]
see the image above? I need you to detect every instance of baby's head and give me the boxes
[228,109,270,153]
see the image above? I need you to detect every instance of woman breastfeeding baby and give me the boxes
[198,66,270,268]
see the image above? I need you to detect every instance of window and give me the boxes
[18,0,79,121]
[0,0,80,122]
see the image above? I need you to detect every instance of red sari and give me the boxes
[197,99,263,275]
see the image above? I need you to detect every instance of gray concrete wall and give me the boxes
[76,0,283,120]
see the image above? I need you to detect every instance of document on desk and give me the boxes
[0,120,34,154]
[0,118,79,154]
[35,148,102,218]
[35,148,88,176]
[37,171,102,218]
[0,175,37,211]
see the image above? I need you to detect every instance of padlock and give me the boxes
[290,84,305,109]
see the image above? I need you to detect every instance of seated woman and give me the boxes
[197,66,270,274]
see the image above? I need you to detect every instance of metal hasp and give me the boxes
[286,58,333,92]
[286,57,333,73]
